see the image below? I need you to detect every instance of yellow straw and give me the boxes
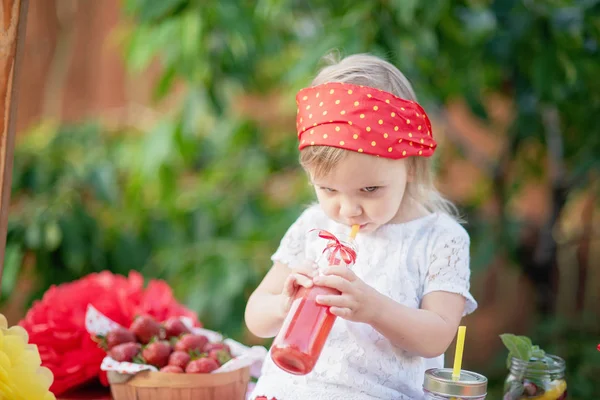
[350,224,360,239]
[452,325,466,381]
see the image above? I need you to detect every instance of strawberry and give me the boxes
[185,358,219,373]
[208,349,232,366]
[106,327,136,349]
[174,334,208,353]
[204,342,230,353]
[130,315,164,344]
[108,342,141,362]
[168,350,191,369]
[159,365,184,373]
[94,327,136,351]
[141,340,172,368]
[523,381,538,396]
[163,317,191,339]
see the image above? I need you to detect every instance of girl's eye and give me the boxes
[362,186,380,193]
[320,187,335,193]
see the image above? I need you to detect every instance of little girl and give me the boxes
[245,53,477,400]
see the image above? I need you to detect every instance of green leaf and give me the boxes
[464,86,489,120]
[141,120,176,177]
[25,223,42,249]
[531,345,546,359]
[391,0,419,26]
[500,333,533,366]
[1,244,23,298]
[460,7,497,40]
[134,0,189,23]
[89,164,119,204]
[44,221,63,251]
[152,65,177,102]
[125,27,160,72]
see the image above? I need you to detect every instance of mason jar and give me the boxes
[423,368,488,399]
[503,355,567,399]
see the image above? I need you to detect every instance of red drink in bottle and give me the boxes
[270,231,357,375]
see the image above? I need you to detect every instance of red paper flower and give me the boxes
[18,270,200,396]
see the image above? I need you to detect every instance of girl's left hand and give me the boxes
[313,266,381,323]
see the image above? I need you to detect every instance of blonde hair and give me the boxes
[299,53,461,220]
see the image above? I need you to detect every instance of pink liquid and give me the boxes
[270,285,339,375]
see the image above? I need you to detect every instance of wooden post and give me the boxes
[0,0,28,296]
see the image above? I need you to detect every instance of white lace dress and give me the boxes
[249,205,478,400]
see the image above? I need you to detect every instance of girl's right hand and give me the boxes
[281,260,318,314]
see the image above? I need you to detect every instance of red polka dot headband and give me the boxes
[296,82,437,159]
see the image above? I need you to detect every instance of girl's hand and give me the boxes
[313,265,380,323]
[281,260,317,315]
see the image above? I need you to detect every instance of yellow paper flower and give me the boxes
[0,314,56,400]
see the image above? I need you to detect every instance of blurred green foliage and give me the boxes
[6,118,312,336]
[4,0,600,398]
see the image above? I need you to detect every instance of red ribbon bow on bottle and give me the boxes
[311,229,357,265]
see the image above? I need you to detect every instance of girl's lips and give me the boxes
[346,222,369,230]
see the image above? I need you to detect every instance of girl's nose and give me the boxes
[339,197,362,219]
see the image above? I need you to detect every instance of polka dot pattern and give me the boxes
[295,82,436,159]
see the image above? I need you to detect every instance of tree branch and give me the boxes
[0,0,28,297]
[541,106,566,188]
[535,106,568,266]
[528,105,570,314]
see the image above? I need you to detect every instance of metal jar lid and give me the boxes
[423,368,488,398]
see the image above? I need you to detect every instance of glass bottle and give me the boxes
[270,231,357,375]
[423,368,488,399]
[503,355,567,400]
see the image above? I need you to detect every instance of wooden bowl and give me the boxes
[107,367,250,400]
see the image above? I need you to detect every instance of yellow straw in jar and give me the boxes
[452,325,466,381]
